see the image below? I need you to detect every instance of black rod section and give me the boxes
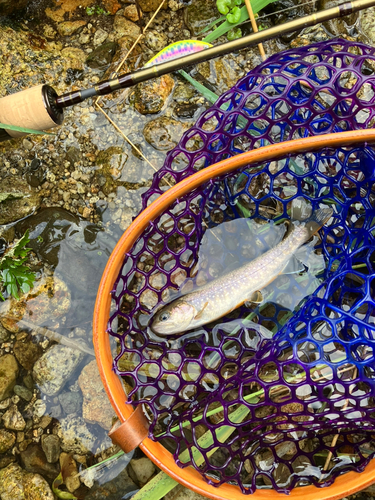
[56,0,375,109]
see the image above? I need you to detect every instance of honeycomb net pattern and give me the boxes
[107,39,375,493]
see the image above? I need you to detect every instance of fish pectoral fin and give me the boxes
[281,255,305,275]
[194,301,209,320]
[245,290,263,306]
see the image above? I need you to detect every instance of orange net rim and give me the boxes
[93,129,375,500]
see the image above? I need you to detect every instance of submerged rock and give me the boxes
[184,0,218,35]
[78,360,115,430]
[13,338,43,371]
[134,75,174,114]
[0,463,54,500]
[0,429,15,453]
[130,457,156,486]
[41,434,61,464]
[0,354,19,401]
[0,0,28,15]
[86,42,117,70]
[84,467,137,500]
[33,345,84,396]
[143,116,190,151]
[58,391,83,415]
[56,415,97,454]
[0,177,41,226]
[20,443,59,483]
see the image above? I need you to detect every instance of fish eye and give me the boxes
[159,312,170,322]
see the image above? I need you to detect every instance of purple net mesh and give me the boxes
[107,39,375,493]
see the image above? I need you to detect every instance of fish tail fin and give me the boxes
[291,197,333,238]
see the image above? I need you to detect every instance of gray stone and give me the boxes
[93,28,109,46]
[2,405,26,431]
[0,354,19,401]
[130,457,156,486]
[0,177,41,225]
[360,6,375,44]
[184,0,218,36]
[84,467,137,500]
[0,429,15,453]
[41,434,60,463]
[56,415,97,455]
[58,391,83,415]
[57,20,86,37]
[33,345,84,396]
[13,385,33,402]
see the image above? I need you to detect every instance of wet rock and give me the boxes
[114,16,141,39]
[2,405,26,431]
[137,0,167,11]
[61,47,86,70]
[184,0,218,35]
[0,0,28,15]
[175,102,200,119]
[144,31,167,52]
[33,345,84,396]
[86,42,117,70]
[0,177,41,225]
[56,415,97,454]
[197,55,242,95]
[0,323,10,343]
[41,434,61,463]
[124,4,141,21]
[318,0,359,36]
[134,74,174,114]
[360,7,375,44]
[0,463,24,499]
[78,360,115,430]
[0,429,15,453]
[13,385,33,402]
[20,443,59,482]
[23,472,55,500]
[0,354,19,401]
[103,0,121,14]
[1,275,71,334]
[143,116,190,151]
[60,453,80,492]
[0,455,16,469]
[85,467,138,500]
[58,391,83,415]
[13,338,43,371]
[130,457,156,486]
[57,20,87,37]
[93,28,109,46]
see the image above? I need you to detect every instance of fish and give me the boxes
[150,199,333,336]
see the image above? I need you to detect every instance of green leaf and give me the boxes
[52,473,78,500]
[197,15,227,35]
[227,5,241,23]
[0,192,24,203]
[0,122,53,136]
[204,0,277,43]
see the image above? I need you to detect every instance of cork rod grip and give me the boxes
[0,84,63,138]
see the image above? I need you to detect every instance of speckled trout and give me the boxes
[151,203,333,335]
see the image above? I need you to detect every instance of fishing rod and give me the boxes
[0,0,373,142]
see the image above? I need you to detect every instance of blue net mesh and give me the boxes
[107,39,375,493]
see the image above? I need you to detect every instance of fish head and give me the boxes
[150,300,196,335]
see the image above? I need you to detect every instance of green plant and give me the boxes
[86,5,110,15]
[217,0,243,23]
[0,230,36,300]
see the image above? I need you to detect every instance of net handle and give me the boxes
[93,129,375,500]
